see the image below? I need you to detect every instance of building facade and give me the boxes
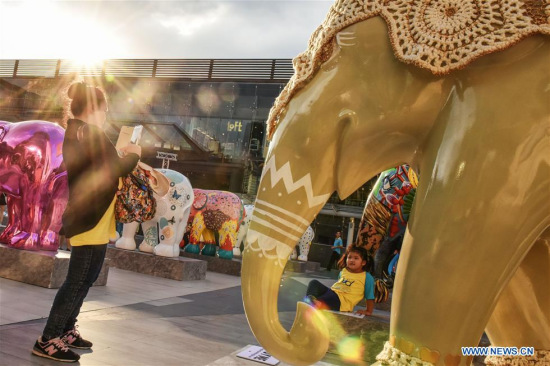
[0,59,377,244]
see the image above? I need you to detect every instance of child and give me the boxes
[305,245,375,315]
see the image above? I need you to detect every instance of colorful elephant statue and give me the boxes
[234,204,254,257]
[290,226,315,262]
[240,2,550,365]
[356,164,418,300]
[184,189,244,259]
[115,169,194,257]
[0,121,68,251]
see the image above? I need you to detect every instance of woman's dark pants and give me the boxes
[42,244,107,339]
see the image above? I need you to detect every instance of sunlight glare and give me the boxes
[338,336,365,364]
[0,1,125,60]
[68,58,103,70]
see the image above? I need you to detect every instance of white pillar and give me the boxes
[347,218,355,247]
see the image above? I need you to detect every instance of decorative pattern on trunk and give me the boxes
[245,228,294,267]
[261,156,331,208]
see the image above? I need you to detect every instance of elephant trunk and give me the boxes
[242,248,329,365]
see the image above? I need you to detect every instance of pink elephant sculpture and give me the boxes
[0,121,68,251]
[183,189,244,259]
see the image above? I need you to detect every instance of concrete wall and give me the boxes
[307,243,337,268]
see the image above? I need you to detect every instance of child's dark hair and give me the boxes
[65,81,107,121]
[337,245,373,272]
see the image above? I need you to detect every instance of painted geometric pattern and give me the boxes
[247,155,332,267]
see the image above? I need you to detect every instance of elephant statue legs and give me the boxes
[116,169,194,258]
[186,210,238,258]
[234,204,254,257]
[184,189,244,259]
[290,225,315,262]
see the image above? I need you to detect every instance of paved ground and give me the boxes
[1,262,389,366]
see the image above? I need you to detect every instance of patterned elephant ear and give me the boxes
[139,162,170,196]
[193,191,207,210]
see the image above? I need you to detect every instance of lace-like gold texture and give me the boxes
[267,0,550,138]
[485,349,550,366]
[376,342,435,365]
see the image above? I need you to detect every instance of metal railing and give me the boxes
[0,59,294,82]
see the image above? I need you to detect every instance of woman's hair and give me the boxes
[65,81,107,120]
[337,245,373,272]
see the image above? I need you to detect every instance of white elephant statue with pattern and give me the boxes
[240,1,550,365]
[116,169,194,258]
[290,226,315,262]
[234,204,254,257]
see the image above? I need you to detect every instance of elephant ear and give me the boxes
[138,162,170,196]
[193,191,207,210]
[0,123,9,141]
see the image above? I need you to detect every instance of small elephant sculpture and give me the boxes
[115,169,194,258]
[358,165,417,268]
[289,226,315,262]
[184,189,244,259]
[356,164,417,301]
[234,204,254,256]
[0,121,68,251]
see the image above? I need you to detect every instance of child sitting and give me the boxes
[305,245,375,315]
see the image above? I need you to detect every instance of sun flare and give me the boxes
[68,58,104,70]
[0,1,125,60]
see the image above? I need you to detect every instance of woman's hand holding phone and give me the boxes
[119,144,142,158]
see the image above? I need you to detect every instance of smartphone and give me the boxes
[130,125,143,144]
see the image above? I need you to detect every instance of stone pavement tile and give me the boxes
[206,345,341,366]
[118,286,244,319]
[0,324,45,366]
[0,308,45,326]
[0,321,99,366]
[75,315,192,344]
[0,276,54,298]
[78,311,255,364]
[79,338,200,366]
[1,264,397,366]
[0,351,50,366]
[0,267,242,326]
[0,318,203,365]
[68,321,158,352]
[144,297,193,306]
[135,326,244,365]
[166,314,257,347]
[0,282,55,325]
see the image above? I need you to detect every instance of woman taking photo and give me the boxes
[33,81,141,362]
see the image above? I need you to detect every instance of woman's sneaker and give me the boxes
[32,337,80,362]
[61,327,93,349]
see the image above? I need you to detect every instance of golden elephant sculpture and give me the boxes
[241,1,549,365]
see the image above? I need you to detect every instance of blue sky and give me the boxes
[0,1,333,60]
